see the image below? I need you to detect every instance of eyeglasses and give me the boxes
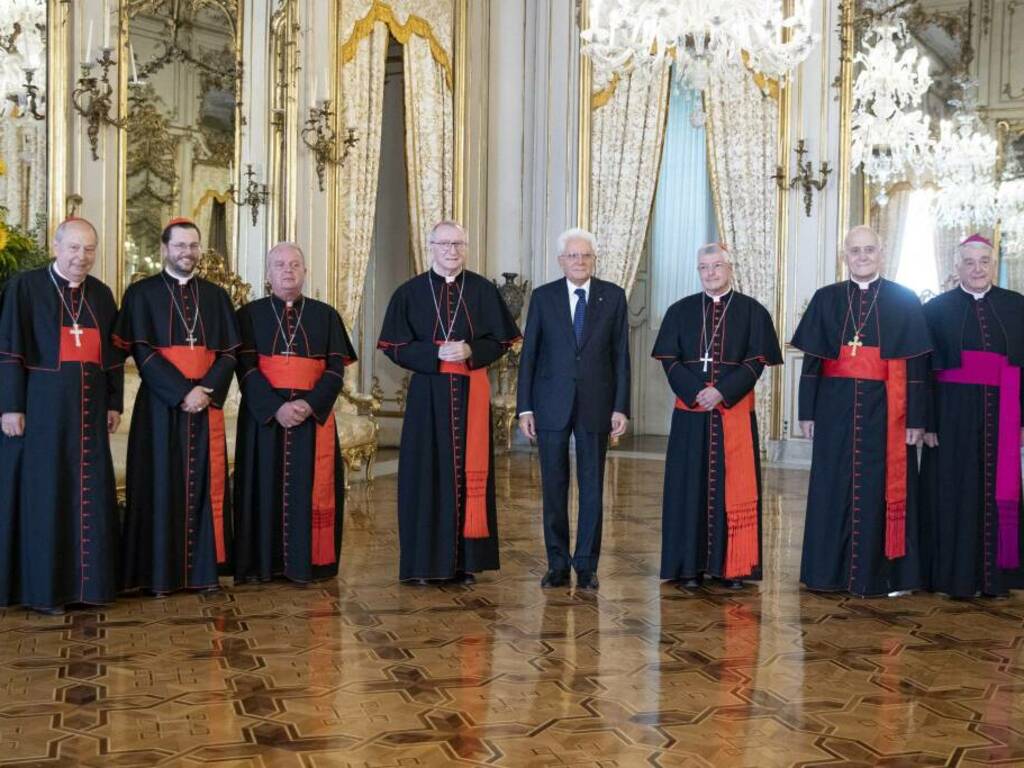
[170,242,203,252]
[560,252,595,262]
[430,240,468,251]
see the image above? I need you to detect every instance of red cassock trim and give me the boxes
[258,354,337,565]
[159,345,227,564]
[60,326,102,365]
[440,360,491,539]
[821,345,907,559]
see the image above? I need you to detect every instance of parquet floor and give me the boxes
[1,452,1022,767]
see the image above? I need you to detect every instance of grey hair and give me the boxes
[557,227,598,255]
[696,242,731,264]
[428,220,468,243]
[265,241,306,270]
[53,218,98,243]
[955,239,994,263]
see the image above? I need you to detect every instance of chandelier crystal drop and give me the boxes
[933,81,999,233]
[580,0,819,91]
[850,22,933,206]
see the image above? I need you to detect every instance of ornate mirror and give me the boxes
[268,0,298,248]
[0,0,48,285]
[120,0,241,287]
[843,1,980,297]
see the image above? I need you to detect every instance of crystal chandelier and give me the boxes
[0,0,46,119]
[580,0,819,91]
[850,22,933,206]
[933,81,999,233]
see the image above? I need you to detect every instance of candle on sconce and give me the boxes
[103,0,111,49]
[129,41,139,83]
[85,20,94,65]
[310,75,319,106]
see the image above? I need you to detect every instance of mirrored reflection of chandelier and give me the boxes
[0,0,46,119]
[580,0,819,90]
[850,22,932,206]
[998,172,1024,254]
[933,82,999,233]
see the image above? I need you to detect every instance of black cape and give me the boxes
[0,266,125,610]
[377,269,520,581]
[233,295,357,584]
[921,286,1024,597]
[651,290,782,581]
[113,271,240,593]
[792,278,931,596]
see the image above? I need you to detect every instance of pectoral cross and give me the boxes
[186,334,197,349]
[700,353,713,372]
[847,332,863,357]
[69,323,83,348]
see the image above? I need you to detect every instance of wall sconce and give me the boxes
[71,48,127,161]
[300,99,358,192]
[6,68,45,120]
[228,164,269,227]
[773,139,832,217]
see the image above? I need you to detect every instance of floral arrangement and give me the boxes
[0,206,49,290]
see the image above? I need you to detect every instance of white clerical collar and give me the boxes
[960,283,991,300]
[852,275,880,290]
[431,265,462,284]
[165,266,194,286]
[52,262,83,288]
[567,278,591,296]
[705,288,731,303]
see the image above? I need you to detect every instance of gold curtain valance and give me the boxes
[192,188,233,219]
[591,53,779,110]
[341,1,453,90]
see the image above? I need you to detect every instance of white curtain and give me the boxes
[705,62,779,438]
[650,85,716,325]
[337,26,389,330]
[403,33,454,273]
[874,186,912,280]
[591,63,671,297]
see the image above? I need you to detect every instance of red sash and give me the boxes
[676,391,759,578]
[59,326,102,365]
[258,354,337,566]
[821,345,908,559]
[159,345,227,564]
[440,360,491,539]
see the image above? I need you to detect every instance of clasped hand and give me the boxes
[438,341,472,362]
[276,399,312,429]
[181,386,213,413]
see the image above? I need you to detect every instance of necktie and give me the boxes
[573,288,587,346]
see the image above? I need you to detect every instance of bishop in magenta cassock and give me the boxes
[0,218,125,614]
[113,218,240,596]
[792,226,931,597]
[232,242,357,584]
[921,234,1024,598]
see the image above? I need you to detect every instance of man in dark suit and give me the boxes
[517,228,630,590]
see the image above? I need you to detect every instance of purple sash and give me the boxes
[936,350,1021,568]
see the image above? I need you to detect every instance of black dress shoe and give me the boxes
[681,577,701,589]
[725,579,745,590]
[450,571,476,585]
[34,606,66,616]
[576,572,599,590]
[406,578,432,587]
[540,569,570,588]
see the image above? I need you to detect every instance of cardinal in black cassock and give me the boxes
[377,222,520,584]
[652,244,782,588]
[0,218,125,613]
[921,234,1024,598]
[792,226,931,597]
[233,243,357,584]
[113,219,240,595]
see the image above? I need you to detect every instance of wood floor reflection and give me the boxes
[2,452,1023,767]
